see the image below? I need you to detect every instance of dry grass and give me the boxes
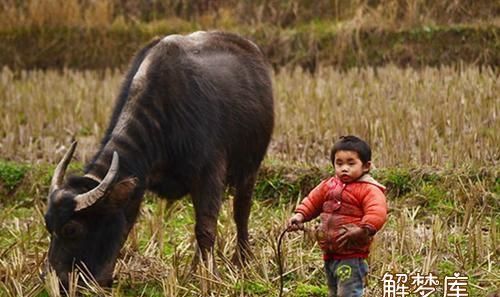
[1,1,497,71]
[0,65,498,295]
[0,181,498,296]
[0,0,497,30]
[0,66,497,167]
[272,65,499,167]
[0,68,122,163]
[0,0,113,29]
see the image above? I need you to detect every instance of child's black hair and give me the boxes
[330,135,372,165]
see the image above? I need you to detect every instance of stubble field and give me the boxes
[1,65,498,166]
[0,65,498,296]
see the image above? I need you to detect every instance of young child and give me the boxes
[287,135,387,297]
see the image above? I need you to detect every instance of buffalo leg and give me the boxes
[190,163,225,273]
[231,172,257,266]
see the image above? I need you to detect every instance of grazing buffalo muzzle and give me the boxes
[44,31,274,288]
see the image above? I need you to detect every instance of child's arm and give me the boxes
[287,178,332,231]
[295,179,331,220]
[359,186,388,234]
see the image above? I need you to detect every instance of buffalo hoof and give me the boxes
[231,243,254,268]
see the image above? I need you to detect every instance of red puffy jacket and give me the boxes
[295,174,387,260]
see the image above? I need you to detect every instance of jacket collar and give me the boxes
[356,174,386,191]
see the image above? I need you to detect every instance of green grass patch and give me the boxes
[494,176,500,195]
[235,280,270,295]
[119,282,164,296]
[438,260,457,276]
[294,283,328,297]
[419,182,450,210]
[0,160,28,191]
[376,168,413,197]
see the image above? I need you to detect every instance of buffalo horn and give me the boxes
[74,151,119,211]
[49,141,77,196]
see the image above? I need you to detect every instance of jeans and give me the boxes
[324,258,368,297]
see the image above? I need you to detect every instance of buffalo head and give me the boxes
[44,142,137,288]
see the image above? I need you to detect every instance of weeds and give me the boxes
[379,168,412,197]
[235,280,269,295]
[0,160,27,191]
[294,283,328,297]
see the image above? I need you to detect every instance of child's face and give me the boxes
[334,150,371,183]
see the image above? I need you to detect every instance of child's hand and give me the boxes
[336,224,371,248]
[287,213,305,231]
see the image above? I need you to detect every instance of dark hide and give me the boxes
[44,31,274,288]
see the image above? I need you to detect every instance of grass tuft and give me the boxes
[0,160,28,191]
[294,283,328,297]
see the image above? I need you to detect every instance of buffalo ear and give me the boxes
[108,178,138,206]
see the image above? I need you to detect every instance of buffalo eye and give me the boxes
[60,221,84,239]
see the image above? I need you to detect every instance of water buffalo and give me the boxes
[44,31,274,288]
